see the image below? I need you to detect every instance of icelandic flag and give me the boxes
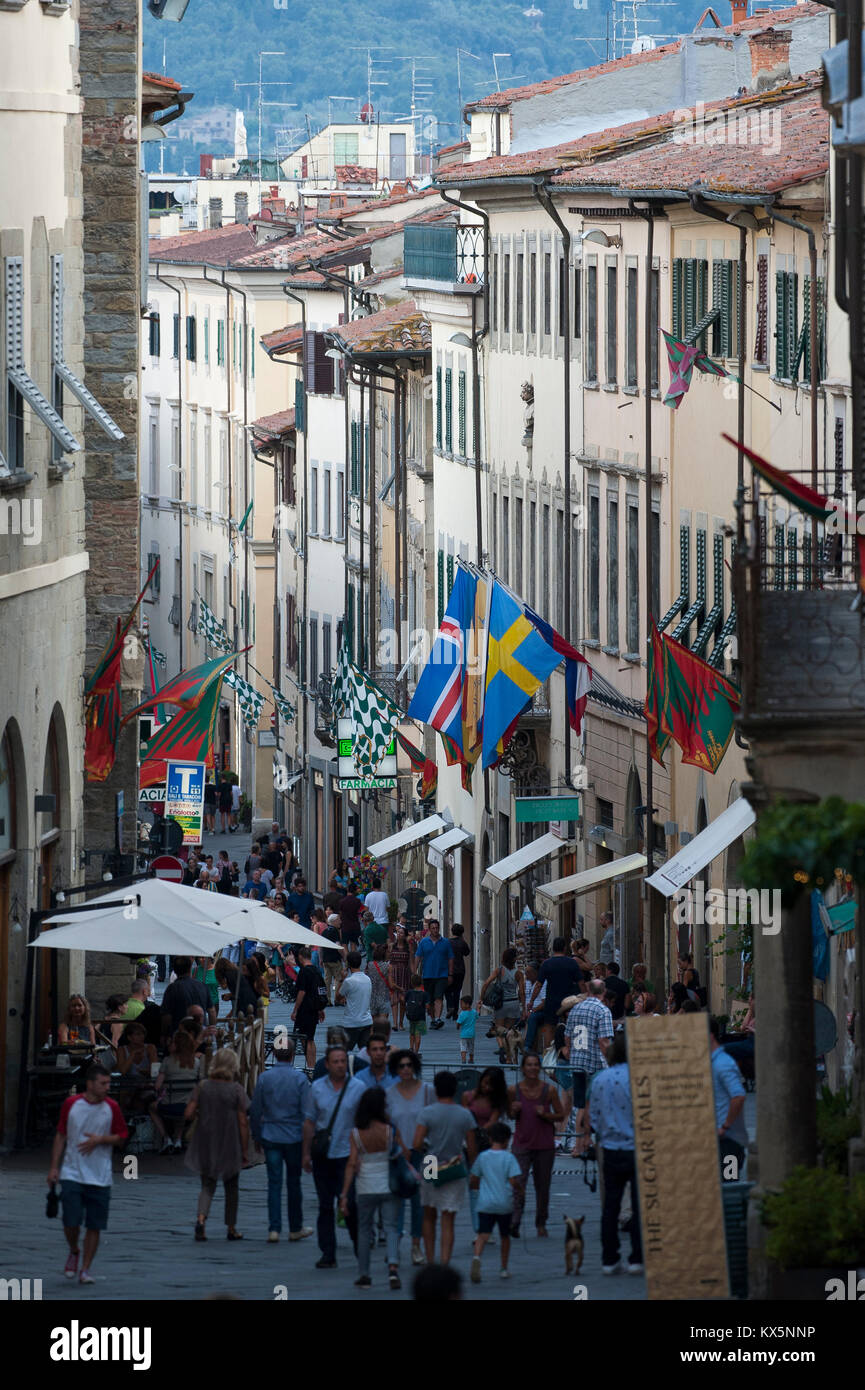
[525,605,593,735]
[408,565,476,751]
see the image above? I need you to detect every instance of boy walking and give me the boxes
[404,975,427,1055]
[457,995,479,1064]
[47,1063,127,1285]
[470,1122,521,1282]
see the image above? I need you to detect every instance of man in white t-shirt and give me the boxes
[335,950,373,1049]
[363,877,390,927]
[47,1064,128,1285]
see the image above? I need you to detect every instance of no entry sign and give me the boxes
[150,855,184,882]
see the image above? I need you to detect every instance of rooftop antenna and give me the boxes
[456,49,482,131]
[348,46,394,116]
[474,54,526,93]
[234,51,296,194]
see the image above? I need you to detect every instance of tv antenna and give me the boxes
[234,51,297,191]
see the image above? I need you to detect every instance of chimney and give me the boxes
[730,0,747,23]
[235,192,249,225]
[208,197,223,229]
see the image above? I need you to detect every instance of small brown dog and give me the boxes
[488,1021,524,1064]
[564,1215,585,1274]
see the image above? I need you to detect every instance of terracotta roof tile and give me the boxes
[322,186,441,223]
[252,408,296,439]
[143,72,183,92]
[328,299,431,357]
[148,223,257,265]
[466,2,827,109]
[260,325,304,355]
[335,164,378,185]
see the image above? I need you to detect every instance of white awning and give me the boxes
[536,852,648,903]
[427,826,473,869]
[482,831,565,892]
[646,796,756,898]
[366,814,448,859]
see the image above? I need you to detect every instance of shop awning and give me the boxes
[536,852,648,903]
[481,831,566,893]
[366,814,448,859]
[645,796,756,898]
[427,826,473,868]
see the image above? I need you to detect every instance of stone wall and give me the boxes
[78,0,143,997]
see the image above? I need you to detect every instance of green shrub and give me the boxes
[764,1166,865,1268]
[817,1084,859,1175]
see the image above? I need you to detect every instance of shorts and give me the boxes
[572,1071,587,1110]
[409,1019,427,1036]
[477,1211,513,1237]
[294,1013,318,1043]
[156,1100,187,1118]
[61,1180,111,1231]
[344,1025,371,1049]
[423,977,448,1003]
[421,1177,466,1213]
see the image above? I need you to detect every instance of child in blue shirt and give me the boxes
[457,995,480,1064]
[469,1122,522,1283]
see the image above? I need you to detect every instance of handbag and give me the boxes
[46,1183,60,1219]
[310,1078,349,1161]
[389,1137,418,1198]
[429,1155,468,1187]
[483,969,504,1012]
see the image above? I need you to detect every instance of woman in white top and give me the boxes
[386,1049,434,1266]
[340,1087,401,1290]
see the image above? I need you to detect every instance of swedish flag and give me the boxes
[482,580,561,768]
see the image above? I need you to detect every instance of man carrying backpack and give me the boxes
[321,914,345,1006]
[292,945,326,1069]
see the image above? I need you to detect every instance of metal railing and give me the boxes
[404,223,485,286]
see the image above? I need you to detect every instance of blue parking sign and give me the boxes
[165,761,206,846]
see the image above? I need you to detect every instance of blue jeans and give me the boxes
[525,1011,543,1050]
[395,1150,423,1239]
[263,1140,303,1234]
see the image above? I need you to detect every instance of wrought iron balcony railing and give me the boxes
[404,223,485,287]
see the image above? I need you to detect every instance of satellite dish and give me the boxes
[631,35,656,53]
[814,1000,837,1057]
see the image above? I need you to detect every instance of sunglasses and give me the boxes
[398,1060,414,1068]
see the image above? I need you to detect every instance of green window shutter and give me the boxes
[683,260,695,338]
[696,259,709,348]
[437,548,445,626]
[435,365,442,449]
[350,421,359,494]
[672,259,683,340]
[774,271,786,377]
[364,422,370,493]
[444,368,453,453]
[294,375,305,434]
[786,272,798,379]
[774,524,785,591]
[447,553,455,599]
[217,320,224,366]
[458,370,467,455]
[712,260,734,357]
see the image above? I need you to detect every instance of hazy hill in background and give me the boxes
[144,0,763,172]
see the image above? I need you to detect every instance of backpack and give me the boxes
[483,968,504,1012]
[405,991,426,1023]
[314,969,329,1008]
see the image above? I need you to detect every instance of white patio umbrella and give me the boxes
[43,877,254,927]
[29,915,235,957]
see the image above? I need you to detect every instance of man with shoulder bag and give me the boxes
[302,1045,365,1268]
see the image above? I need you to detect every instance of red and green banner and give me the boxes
[84,559,160,782]
[662,330,730,410]
[723,433,865,592]
[121,649,241,728]
[646,621,740,774]
[138,678,222,789]
[394,729,438,801]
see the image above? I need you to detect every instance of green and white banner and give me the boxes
[198,598,233,655]
[224,666,265,729]
[331,642,402,776]
[270,685,296,725]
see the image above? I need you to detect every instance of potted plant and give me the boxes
[762,1166,865,1299]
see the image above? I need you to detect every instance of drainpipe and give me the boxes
[282,284,309,839]
[223,273,251,685]
[154,265,184,671]
[763,203,819,565]
[533,182,574,792]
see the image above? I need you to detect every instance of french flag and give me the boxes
[408,565,476,750]
[524,605,592,735]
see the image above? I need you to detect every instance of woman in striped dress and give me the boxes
[388,927,412,1032]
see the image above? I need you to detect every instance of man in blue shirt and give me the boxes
[287,876,315,929]
[413,919,453,1029]
[241,869,268,901]
[250,1038,313,1243]
[355,1034,397,1090]
[710,1017,748,1180]
[302,1046,365,1267]
[586,1031,643,1276]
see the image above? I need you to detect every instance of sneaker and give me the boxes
[500,1268,511,1280]
[173,1138,183,1152]
[267,1231,280,1243]
[78,1270,95,1285]
[64,1251,79,1280]
[354,1274,372,1288]
[411,1247,425,1266]
[470,1256,482,1284]
[315,1257,337,1269]
[601,1261,621,1275]
[160,1138,172,1155]
[626,1262,644,1275]
[388,1270,401,1290]
[288,1227,313,1242]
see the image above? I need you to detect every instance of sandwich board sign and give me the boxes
[337,716,397,791]
[164,761,206,847]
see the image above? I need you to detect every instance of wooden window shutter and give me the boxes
[754,256,768,364]
[435,365,442,448]
[294,375,305,434]
[672,259,683,339]
[444,368,453,452]
[458,370,466,454]
[437,548,445,626]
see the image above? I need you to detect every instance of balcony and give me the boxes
[403,223,485,290]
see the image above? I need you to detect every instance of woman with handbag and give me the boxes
[339,1087,403,1290]
[413,1071,478,1266]
[386,1049,434,1266]
[184,1049,250,1241]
